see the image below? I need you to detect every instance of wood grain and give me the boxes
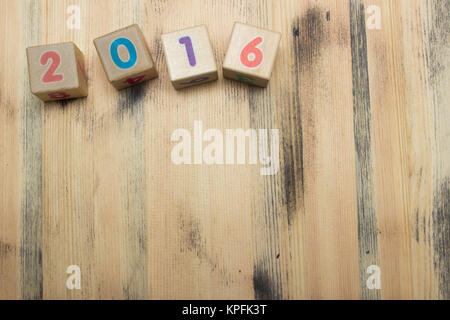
[0,0,448,300]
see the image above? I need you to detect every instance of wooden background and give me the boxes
[0,0,448,300]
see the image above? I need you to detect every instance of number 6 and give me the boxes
[240,36,264,69]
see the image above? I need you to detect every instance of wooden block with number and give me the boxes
[26,42,88,102]
[161,25,218,89]
[223,22,281,87]
[94,24,158,90]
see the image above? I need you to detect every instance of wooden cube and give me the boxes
[162,25,218,89]
[94,24,158,90]
[223,22,281,87]
[26,42,88,102]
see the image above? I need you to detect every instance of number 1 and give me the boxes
[179,36,196,67]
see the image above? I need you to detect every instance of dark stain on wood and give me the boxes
[20,0,43,300]
[326,11,331,21]
[433,178,450,299]
[294,7,325,65]
[58,99,69,109]
[180,213,207,261]
[350,0,380,300]
[425,0,449,85]
[425,0,450,300]
[283,14,316,224]
[253,262,280,300]
[0,241,15,257]
[286,6,327,222]
[187,221,205,259]
[117,81,148,117]
[179,211,232,280]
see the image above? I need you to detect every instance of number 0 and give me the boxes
[240,36,264,69]
[110,38,138,69]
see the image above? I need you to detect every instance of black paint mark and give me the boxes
[350,0,380,300]
[294,7,325,66]
[326,11,331,21]
[117,81,147,117]
[283,8,325,224]
[253,263,280,300]
[58,99,69,109]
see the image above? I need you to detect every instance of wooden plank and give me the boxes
[19,0,43,300]
[0,0,22,299]
[110,0,149,300]
[41,0,96,299]
[363,0,448,299]
[349,0,380,300]
[423,0,450,300]
[245,0,283,300]
[0,0,448,300]
[290,0,360,299]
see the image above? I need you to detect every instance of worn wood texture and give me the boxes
[0,0,448,300]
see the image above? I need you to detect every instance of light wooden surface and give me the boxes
[0,0,448,300]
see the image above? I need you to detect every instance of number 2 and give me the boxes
[240,36,264,69]
[40,51,63,83]
[179,36,196,67]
